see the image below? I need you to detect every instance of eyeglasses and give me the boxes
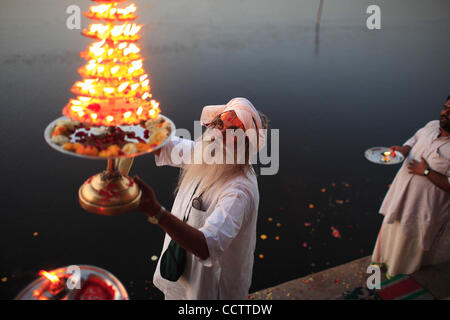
[207,112,245,131]
[208,116,225,130]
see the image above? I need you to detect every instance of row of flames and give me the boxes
[86,3,137,21]
[62,0,161,127]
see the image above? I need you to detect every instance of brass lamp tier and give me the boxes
[78,159,141,216]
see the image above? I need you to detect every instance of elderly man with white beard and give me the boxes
[133,97,269,300]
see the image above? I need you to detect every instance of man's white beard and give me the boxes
[177,129,245,196]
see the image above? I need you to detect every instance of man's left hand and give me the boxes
[407,157,429,176]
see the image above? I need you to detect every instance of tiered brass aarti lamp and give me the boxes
[44,0,175,215]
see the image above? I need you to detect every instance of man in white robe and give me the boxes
[372,96,450,277]
[134,98,268,299]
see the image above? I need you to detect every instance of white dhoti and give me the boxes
[372,218,450,277]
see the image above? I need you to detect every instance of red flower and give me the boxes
[126,176,134,187]
[87,103,101,112]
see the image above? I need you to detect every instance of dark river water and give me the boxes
[0,0,449,299]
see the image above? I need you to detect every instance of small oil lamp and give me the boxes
[381,151,391,163]
[381,150,397,163]
[15,265,128,300]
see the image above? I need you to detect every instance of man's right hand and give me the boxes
[134,175,162,217]
[390,145,411,157]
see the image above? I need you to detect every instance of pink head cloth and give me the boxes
[200,97,266,152]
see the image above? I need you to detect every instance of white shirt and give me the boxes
[380,120,450,250]
[152,136,260,300]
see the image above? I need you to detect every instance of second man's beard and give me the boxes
[440,117,450,133]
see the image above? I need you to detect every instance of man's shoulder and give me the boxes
[220,173,258,198]
[414,120,439,136]
[219,174,259,215]
[424,120,439,128]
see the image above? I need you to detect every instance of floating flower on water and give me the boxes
[308,204,314,209]
[331,226,341,238]
[275,236,280,240]
[33,232,38,237]
[276,222,281,227]
[258,254,264,259]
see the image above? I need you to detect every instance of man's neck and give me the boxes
[439,127,450,138]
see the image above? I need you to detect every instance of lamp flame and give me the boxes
[39,270,60,284]
[62,0,162,126]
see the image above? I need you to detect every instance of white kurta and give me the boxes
[379,120,450,251]
[152,136,259,300]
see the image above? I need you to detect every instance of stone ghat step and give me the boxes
[249,256,450,300]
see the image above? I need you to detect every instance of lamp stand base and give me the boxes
[78,159,141,216]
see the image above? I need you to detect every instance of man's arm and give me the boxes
[392,124,429,157]
[158,209,210,260]
[408,157,450,192]
[154,136,194,168]
[134,176,210,260]
[391,145,412,157]
[426,169,450,193]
